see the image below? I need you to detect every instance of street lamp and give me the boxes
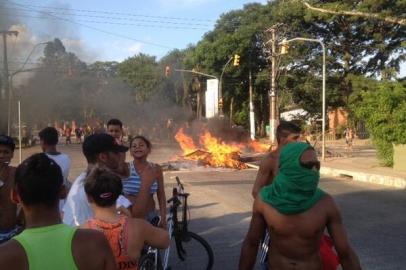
[219,56,234,117]
[7,41,51,135]
[279,37,326,161]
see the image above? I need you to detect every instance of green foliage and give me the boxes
[352,80,406,166]
[118,54,163,103]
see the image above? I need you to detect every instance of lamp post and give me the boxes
[219,56,233,117]
[279,37,326,161]
[7,42,50,135]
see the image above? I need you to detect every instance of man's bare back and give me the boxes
[251,151,279,198]
[0,166,17,230]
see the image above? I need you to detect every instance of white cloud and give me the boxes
[127,42,143,54]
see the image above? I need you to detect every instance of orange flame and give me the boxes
[174,128,248,169]
[175,128,197,155]
[199,131,247,169]
[248,140,270,153]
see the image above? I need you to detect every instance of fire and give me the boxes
[248,140,270,152]
[175,128,256,169]
[199,131,247,169]
[174,128,197,155]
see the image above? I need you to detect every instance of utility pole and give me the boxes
[1,30,18,135]
[249,69,255,140]
[267,27,278,144]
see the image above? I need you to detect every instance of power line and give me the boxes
[0,12,210,30]
[2,6,213,28]
[4,1,216,23]
[5,0,176,50]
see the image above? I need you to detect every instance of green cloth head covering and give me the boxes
[260,142,325,215]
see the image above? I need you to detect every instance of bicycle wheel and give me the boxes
[169,231,214,270]
[139,253,156,270]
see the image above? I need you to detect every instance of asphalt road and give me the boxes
[164,170,406,270]
[12,143,406,270]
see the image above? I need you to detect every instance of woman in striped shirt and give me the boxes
[122,136,167,228]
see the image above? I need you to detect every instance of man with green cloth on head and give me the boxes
[239,142,361,270]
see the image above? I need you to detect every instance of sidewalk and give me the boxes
[320,140,406,189]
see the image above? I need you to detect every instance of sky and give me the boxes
[6,0,268,62]
[2,0,405,76]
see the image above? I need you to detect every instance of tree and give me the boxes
[118,53,163,103]
[301,0,406,26]
[352,80,406,166]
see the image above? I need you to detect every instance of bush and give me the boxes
[352,81,406,166]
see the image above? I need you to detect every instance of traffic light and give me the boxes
[280,40,289,55]
[165,66,171,77]
[233,54,240,66]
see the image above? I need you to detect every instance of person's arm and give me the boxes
[141,219,170,249]
[127,218,170,261]
[131,165,155,218]
[251,156,274,198]
[239,197,267,270]
[155,165,167,228]
[326,195,362,270]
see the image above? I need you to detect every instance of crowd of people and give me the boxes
[0,119,362,270]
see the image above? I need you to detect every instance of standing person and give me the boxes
[107,119,127,178]
[239,142,361,270]
[65,125,72,145]
[75,127,83,144]
[344,127,354,152]
[39,127,71,188]
[123,136,167,228]
[107,119,124,145]
[83,167,170,269]
[63,133,134,226]
[251,121,301,198]
[0,153,117,270]
[0,135,21,244]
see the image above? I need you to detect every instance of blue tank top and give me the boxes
[122,162,158,196]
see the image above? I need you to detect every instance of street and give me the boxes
[12,143,406,270]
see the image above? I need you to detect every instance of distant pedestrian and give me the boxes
[0,153,117,270]
[344,127,354,151]
[65,125,72,145]
[75,127,83,144]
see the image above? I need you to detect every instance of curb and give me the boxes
[320,166,406,189]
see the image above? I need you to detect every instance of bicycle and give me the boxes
[139,176,214,270]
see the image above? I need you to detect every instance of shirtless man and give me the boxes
[0,135,20,244]
[251,121,301,198]
[239,142,361,270]
[0,153,117,270]
[107,119,127,177]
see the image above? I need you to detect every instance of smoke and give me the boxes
[1,1,192,139]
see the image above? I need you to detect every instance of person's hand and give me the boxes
[139,164,155,183]
[117,206,132,217]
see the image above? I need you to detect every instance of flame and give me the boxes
[199,131,247,169]
[175,128,197,155]
[248,140,270,153]
[174,128,247,169]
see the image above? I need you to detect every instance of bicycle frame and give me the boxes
[162,176,188,269]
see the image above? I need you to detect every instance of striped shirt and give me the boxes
[122,162,158,196]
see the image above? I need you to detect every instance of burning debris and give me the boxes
[173,127,270,170]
